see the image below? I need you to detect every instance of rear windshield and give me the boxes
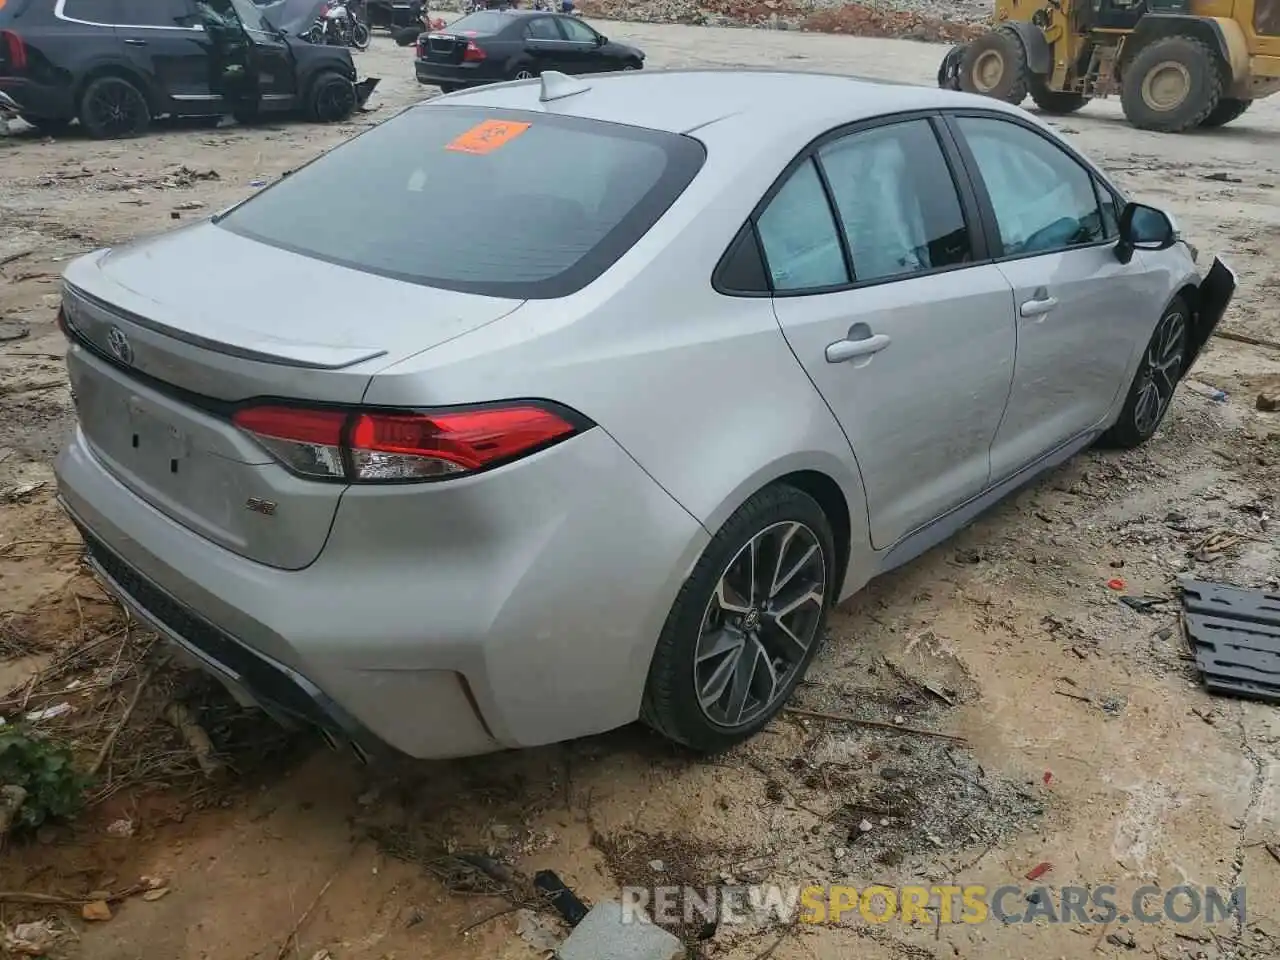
[444,11,516,35]
[218,105,705,299]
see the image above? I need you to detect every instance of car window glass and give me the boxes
[559,17,596,42]
[1095,179,1120,239]
[756,159,848,291]
[956,116,1105,256]
[116,0,198,27]
[818,119,971,283]
[525,16,558,39]
[218,106,706,299]
[60,0,121,22]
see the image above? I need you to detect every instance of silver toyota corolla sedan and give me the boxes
[54,69,1235,761]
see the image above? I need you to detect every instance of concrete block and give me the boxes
[557,901,684,960]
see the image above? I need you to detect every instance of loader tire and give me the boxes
[1028,75,1090,115]
[958,27,1028,105]
[1121,35,1223,133]
[1200,97,1251,128]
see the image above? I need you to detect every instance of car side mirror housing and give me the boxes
[1115,201,1177,264]
[596,34,607,44]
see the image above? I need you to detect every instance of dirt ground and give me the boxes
[2,23,1280,960]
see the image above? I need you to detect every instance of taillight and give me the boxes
[232,402,587,483]
[1,30,27,72]
[463,40,486,62]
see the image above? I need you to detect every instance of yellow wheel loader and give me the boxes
[938,0,1280,131]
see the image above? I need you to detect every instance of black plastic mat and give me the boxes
[1181,579,1280,704]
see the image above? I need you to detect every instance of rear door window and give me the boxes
[59,0,121,23]
[217,106,706,299]
[114,0,199,27]
[558,16,598,42]
[525,16,559,40]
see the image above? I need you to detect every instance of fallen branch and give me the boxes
[0,379,65,397]
[0,882,147,906]
[275,865,343,960]
[1214,329,1280,352]
[89,662,157,778]
[784,707,967,742]
[0,249,34,267]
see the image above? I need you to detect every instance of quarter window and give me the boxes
[818,119,971,283]
[956,116,1105,257]
[755,159,849,292]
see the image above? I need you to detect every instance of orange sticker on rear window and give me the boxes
[445,120,531,155]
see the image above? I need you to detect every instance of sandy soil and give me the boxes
[2,24,1279,960]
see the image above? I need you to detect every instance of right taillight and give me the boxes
[1,30,27,72]
[232,401,588,483]
[463,40,486,62]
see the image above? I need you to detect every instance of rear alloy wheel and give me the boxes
[1100,298,1189,449]
[78,76,150,139]
[306,72,358,123]
[642,485,834,753]
[512,68,536,81]
[958,27,1029,105]
[1200,97,1251,128]
[1121,36,1223,132]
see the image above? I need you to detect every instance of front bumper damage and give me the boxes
[1187,256,1237,371]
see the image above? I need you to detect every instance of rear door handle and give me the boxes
[123,38,148,45]
[1020,296,1058,318]
[826,332,891,364]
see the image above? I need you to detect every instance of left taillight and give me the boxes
[231,402,588,483]
[463,40,486,62]
[0,30,27,73]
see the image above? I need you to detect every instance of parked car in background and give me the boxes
[0,0,376,138]
[53,70,1233,763]
[414,10,642,91]
[365,0,421,30]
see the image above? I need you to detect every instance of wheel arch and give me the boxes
[1002,20,1053,76]
[73,62,158,116]
[1126,15,1247,85]
[699,453,869,604]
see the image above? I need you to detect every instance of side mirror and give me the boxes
[1115,201,1177,264]
[596,33,607,44]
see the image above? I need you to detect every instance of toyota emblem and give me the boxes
[106,327,134,365]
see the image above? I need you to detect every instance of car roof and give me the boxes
[430,68,1032,141]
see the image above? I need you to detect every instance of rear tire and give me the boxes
[305,71,357,123]
[351,20,371,49]
[1028,75,1090,114]
[1121,35,1223,132]
[78,75,150,139]
[437,82,460,93]
[641,484,836,754]
[511,67,537,81]
[1100,297,1190,449]
[1200,97,1251,128]
[958,27,1028,105]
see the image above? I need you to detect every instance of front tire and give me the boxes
[958,27,1029,105]
[1200,97,1251,128]
[351,20,371,49]
[306,71,358,123]
[642,485,835,753]
[1121,35,1223,132]
[1100,298,1190,449]
[78,75,150,139]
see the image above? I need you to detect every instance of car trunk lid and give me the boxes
[422,31,471,64]
[60,222,523,570]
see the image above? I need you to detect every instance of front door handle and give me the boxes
[826,332,891,364]
[1020,296,1058,318]
[123,38,148,45]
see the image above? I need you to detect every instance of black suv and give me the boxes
[0,0,377,138]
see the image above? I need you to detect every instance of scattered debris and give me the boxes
[1203,172,1244,184]
[1184,380,1229,402]
[1119,595,1170,614]
[3,919,65,956]
[1182,578,1280,702]
[1260,389,1280,413]
[0,784,28,839]
[22,700,72,722]
[1025,861,1053,881]
[2,481,46,503]
[1107,578,1126,591]
[81,900,112,922]
[0,320,30,342]
[784,706,966,742]
[106,817,135,838]
[164,701,223,778]
[533,869,589,926]
[514,908,562,951]
[557,901,683,960]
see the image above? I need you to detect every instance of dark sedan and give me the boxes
[414,10,643,92]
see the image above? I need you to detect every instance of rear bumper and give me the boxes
[0,77,76,121]
[413,59,503,87]
[55,423,708,759]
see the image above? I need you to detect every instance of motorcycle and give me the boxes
[307,0,372,49]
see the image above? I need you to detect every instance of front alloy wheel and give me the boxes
[1100,297,1189,449]
[643,484,835,753]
